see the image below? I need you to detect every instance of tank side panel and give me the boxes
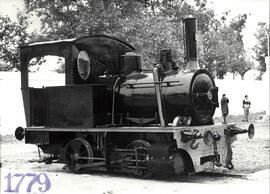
[118,71,194,122]
[119,73,157,117]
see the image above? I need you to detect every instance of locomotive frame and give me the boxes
[15,18,254,177]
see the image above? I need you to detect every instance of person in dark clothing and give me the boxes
[221,94,229,124]
[243,95,251,122]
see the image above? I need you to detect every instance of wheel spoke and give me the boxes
[126,140,152,178]
[64,138,93,173]
[78,150,88,156]
[70,141,83,154]
[66,150,72,155]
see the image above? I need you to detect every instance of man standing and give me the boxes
[221,94,229,124]
[243,95,251,122]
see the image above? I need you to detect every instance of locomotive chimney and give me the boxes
[183,17,200,71]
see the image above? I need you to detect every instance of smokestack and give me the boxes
[183,17,200,71]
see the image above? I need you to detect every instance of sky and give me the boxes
[0,0,269,49]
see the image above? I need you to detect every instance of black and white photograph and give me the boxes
[0,0,269,194]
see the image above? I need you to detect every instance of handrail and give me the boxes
[111,76,122,126]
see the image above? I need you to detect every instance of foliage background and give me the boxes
[0,0,269,79]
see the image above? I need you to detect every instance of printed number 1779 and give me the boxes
[4,172,51,193]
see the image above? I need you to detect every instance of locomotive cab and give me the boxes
[19,35,136,128]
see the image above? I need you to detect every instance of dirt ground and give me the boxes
[0,120,269,194]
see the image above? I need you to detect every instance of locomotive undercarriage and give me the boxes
[17,124,254,177]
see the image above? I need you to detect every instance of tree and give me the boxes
[24,0,148,39]
[227,14,254,79]
[22,0,188,69]
[253,22,269,79]
[14,0,253,78]
[199,13,253,79]
[229,14,247,44]
[0,13,29,71]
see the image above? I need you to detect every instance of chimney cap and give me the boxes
[183,16,197,20]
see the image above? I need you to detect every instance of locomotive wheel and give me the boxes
[64,138,93,174]
[126,140,152,179]
[172,152,185,175]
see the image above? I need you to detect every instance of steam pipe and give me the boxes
[153,64,168,127]
[111,76,122,126]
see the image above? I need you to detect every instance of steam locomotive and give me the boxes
[15,18,254,177]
